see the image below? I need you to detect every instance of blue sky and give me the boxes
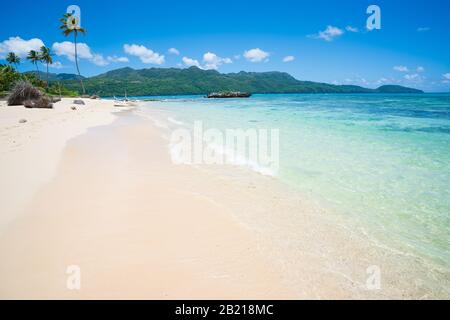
[1,0,450,91]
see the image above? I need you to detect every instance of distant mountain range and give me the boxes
[25,71,85,81]
[30,67,423,96]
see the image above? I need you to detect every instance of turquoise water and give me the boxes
[142,93,450,276]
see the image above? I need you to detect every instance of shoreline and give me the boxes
[0,98,448,299]
[135,102,450,299]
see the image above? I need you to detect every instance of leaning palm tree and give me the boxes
[59,13,86,95]
[27,50,41,79]
[40,46,53,88]
[6,52,21,70]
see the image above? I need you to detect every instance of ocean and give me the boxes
[137,93,450,294]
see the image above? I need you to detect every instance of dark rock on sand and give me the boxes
[73,100,86,105]
[7,81,42,106]
[23,97,53,109]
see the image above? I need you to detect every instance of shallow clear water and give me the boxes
[140,93,450,275]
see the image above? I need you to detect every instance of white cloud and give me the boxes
[124,44,165,65]
[202,52,232,70]
[243,48,270,62]
[107,55,129,63]
[393,65,409,72]
[443,73,450,80]
[346,26,359,33]
[404,74,418,80]
[181,52,232,70]
[375,77,390,85]
[310,26,344,41]
[168,48,180,55]
[283,55,295,63]
[416,66,425,73]
[343,76,372,86]
[417,27,431,32]
[91,54,108,66]
[49,61,64,69]
[404,74,425,83]
[52,41,109,66]
[182,56,201,68]
[0,37,45,58]
[53,42,92,61]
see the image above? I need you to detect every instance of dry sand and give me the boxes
[0,98,123,230]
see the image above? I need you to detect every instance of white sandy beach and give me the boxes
[0,98,446,299]
[0,98,295,299]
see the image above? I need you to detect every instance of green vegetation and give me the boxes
[60,66,424,97]
[375,85,422,93]
[0,11,89,100]
[0,64,78,99]
[24,71,85,82]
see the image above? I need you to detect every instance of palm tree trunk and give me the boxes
[35,63,40,80]
[46,63,49,88]
[74,32,86,95]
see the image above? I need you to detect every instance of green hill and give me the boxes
[58,66,423,96]
[25,71,85,81]
[376,85,423,93]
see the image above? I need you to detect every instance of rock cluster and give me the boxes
[207,92,252,98]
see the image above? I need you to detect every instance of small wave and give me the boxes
[169,141,277,177]
[135,111,170,129]
[167,117,185,126]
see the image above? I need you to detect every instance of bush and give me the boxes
[0,65,78,98]
[0,65,21,92]
[7,80,42,106]
[47,83,79,97]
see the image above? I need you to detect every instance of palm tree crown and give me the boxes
[59,13,86,36]
[40,46,53,88]
[6,52,21,69]
[60,13,86,95]
[40,47,53,65]
[27,50,41,77]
